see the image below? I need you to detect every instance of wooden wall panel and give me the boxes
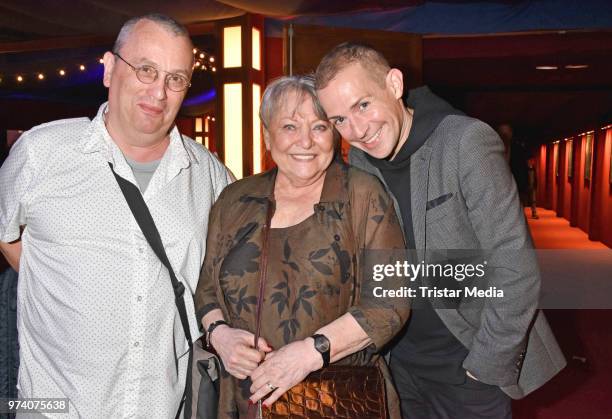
[283,24,422,88]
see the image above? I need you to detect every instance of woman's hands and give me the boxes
[248,337,323,406]
[210,325,272,379]
[204,310,372,407]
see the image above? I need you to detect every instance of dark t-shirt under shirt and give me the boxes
[366,87,469,384]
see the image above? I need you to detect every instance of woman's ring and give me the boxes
[266,382,278,391]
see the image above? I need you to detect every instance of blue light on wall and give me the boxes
[182,89,216,107]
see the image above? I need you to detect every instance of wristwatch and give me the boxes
[311,334,331,368]
[206,320,228,348]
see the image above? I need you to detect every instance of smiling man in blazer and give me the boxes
[315,43,566,418]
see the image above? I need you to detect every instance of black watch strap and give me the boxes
[312,334,331,368]
[206,320,228,347]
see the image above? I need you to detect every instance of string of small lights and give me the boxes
[0,61,92,86]
[192,47,217,73]
[0,47,215,87]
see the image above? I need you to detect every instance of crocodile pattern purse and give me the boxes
[265,365,387,418]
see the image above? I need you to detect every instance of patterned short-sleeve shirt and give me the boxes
[0,103,231,418]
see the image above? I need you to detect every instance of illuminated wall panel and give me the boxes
[223,26,242,68]
[224,83,243,178]
[252,83,262,174]
[252,28,261,70]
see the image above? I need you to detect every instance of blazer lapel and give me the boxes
[411,144,432,256]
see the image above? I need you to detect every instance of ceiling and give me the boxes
[423,30,612,143]
[1,0,611,146]
[2,0,611,42]
[0,0,443,43]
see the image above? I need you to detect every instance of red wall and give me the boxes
[594,129,612,247]
[537,144,548,207]
[545,143,557,211]
[536,127,611,248]
[575,134,593,233]
[560,139,574,220]
[265,36,284,83]
[175,118,195,139]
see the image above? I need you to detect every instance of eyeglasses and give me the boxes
[113,52,191,92]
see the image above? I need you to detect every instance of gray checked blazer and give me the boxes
[350,114,566,399]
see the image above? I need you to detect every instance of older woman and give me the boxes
[195,75,409,418]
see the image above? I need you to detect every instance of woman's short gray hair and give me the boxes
[259,75,339,144]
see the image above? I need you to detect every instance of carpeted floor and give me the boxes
[513,208,612,419]
[525,208,608,250]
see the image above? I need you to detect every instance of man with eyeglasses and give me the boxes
[0,14,231,418]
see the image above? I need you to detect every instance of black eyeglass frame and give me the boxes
[113,52,192,92]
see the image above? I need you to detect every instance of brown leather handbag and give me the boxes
[248,201,388,419]
[264,365,387,419]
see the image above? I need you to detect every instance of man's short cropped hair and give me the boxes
[315,42,391,90]
[112,13,191,54]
